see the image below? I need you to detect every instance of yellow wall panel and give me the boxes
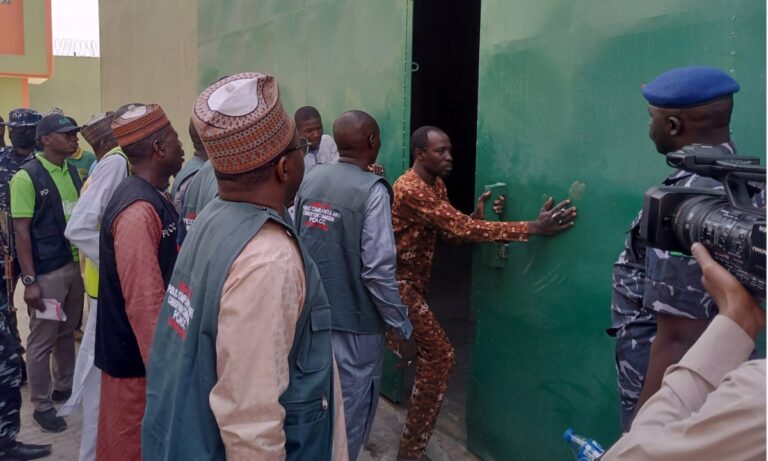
[29,56,101,131]
[0,77,24,120]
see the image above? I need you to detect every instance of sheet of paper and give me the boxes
[36,298,67,322]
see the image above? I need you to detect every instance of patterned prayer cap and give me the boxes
[111,104,171,147]
[192,72,295,174]
[81,112,116,147]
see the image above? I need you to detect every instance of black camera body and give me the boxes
[641,145,766,295]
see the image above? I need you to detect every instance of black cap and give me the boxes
[36,113,80,138]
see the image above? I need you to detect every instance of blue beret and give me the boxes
[642,66,740,108]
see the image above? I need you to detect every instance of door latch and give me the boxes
[497,243,509,259]
[483,182,508,269]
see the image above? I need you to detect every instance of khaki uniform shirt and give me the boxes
[604,315,765,461]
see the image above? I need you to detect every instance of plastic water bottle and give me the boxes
[563,428,605,461]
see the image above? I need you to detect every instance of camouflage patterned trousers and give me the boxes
[387,282,456,459]
[614,320,656,431]
[0,306,21,451]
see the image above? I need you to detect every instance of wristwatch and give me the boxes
[21,275,36,286]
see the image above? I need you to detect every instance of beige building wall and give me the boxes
[99,0,198,157]
[0,78,24,125]
[30,56,102,130]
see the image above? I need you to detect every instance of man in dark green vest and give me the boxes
[295,110,412,460]
[143,72,347,460]
[170,118,209,212]
[175,158,216,246]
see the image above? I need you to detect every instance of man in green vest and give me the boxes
[170,119,209,212]
[295,110,412,460]
[143,72,348,460]
[11,112,84,433]
[175,159,216,246]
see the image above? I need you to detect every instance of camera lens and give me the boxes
[674,196,726,250]
[673,195,766,294]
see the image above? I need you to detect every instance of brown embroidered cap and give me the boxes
[192,72,295,174]
[81,112,116,147]
[111,104,171,147]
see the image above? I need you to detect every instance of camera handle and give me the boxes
[723,170,765,214]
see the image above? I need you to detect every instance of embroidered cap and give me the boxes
[111,104,171,147]
[642,66,740,108]
[192,72,295,174]
[81,112,116,148]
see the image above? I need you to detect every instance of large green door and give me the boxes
[468,1,765,459]
[197,0,413,180]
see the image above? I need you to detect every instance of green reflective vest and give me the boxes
[142,198,335,460]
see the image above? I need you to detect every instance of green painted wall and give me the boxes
[468,1,766,460]
[29,56,101,130]
[197,0,413,181]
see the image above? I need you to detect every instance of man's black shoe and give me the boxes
[32,409,66,433]
[50,389,71,403]
[0,441,52,460]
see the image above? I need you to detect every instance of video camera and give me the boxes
[641,144,766,296]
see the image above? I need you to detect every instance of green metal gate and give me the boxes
[468,1,766,459]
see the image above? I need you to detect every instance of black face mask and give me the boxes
[9,127,36,150]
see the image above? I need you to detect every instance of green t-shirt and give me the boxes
[67,147,97,181]
[10,152,80,262]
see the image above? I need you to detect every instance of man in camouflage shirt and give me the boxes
[0,109,42,386]
[0,109,41,213]
[610,66,748,430]
[0,109,50,459]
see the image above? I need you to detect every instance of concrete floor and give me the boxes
[359,399,479,461]
[13,288,83,460]
[363,241,478,460]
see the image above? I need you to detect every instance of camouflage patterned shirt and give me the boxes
[0,147,34,213]
[610,144,735,335]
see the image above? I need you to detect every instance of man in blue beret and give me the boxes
[608,66,745,431]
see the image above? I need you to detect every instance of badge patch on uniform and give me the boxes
[167,281,193,339]
[302,201,341,231]
[182,211,196,232]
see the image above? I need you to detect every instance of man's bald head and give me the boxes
[333,110,381,166]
